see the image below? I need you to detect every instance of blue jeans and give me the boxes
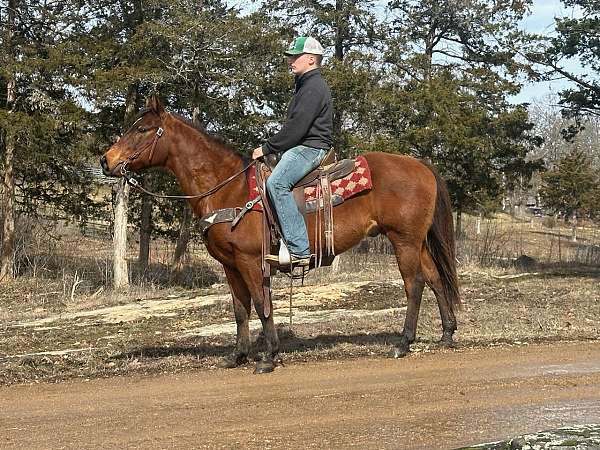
[266,145,327,256]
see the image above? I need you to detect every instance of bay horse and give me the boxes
[100,96,460,374]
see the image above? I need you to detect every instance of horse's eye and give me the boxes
[137,126,148,133]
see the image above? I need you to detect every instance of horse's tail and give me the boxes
[426,164,461,312]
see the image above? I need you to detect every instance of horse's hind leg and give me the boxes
[218,266,252,368]
[389,236,426,358]
[421,247,457,347]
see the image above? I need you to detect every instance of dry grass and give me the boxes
[1,213,599,385]
[458,213,600,266]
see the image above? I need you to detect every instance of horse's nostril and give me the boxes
[100,155,111,175]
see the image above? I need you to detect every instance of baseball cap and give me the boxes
[284,36,324,56]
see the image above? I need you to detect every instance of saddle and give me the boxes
[256,149,356,270]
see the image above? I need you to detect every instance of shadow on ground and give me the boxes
[113,329,442,363]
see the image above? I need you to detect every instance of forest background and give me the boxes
[1,0,599,288]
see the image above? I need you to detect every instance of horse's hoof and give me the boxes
[217,353,248,369]
[254,359,276,374]
[438,338,455,349]
[391,346,409,358]
[439,332,455,348]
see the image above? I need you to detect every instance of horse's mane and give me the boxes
[169,112,241,159]
[132,106,241,158]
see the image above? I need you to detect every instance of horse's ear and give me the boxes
[146,95,165,116]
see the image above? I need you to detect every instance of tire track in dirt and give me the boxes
[1,342,599,449]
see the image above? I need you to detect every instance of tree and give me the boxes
[525,0,600,121]
[65,1,294,284]
[259,0,542,232]
[0,0,16,282]
[68,0,171,289]
[0,0,98,282]
[540,148,600,240]
[381,0,542,232]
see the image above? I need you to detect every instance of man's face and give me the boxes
[287,53,316,75]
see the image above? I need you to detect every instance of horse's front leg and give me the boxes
[218,266,252,368]
[238,260,280,374]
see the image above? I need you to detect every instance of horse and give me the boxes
[100,95,460,374]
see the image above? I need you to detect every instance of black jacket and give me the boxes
[262,69,333,156]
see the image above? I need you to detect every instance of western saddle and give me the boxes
[257,149,354,268]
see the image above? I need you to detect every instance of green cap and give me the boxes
[284,36,325,56]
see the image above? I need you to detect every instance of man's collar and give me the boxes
[295,68,321,85]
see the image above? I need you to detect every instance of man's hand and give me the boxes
[252,146,264,160]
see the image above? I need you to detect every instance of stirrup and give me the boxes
[265,254,311,267]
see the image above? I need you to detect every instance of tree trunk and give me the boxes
[455,207,462,239]
[138,186,152,272]
[170,205,193,282]
[334,0,346,62]
[192,83,204,129]
[558,229,562,262]
[332,0,347,156]
[0,2,17,282]
[0,130,16,282]
[571,215,577,243]
[113,178,130,289]
[112,82,139,290]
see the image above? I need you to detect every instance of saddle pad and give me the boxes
[247,155,372,211]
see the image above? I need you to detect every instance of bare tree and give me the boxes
[0,0,17,283]
[112,82,140,290]
[138,185,152,273]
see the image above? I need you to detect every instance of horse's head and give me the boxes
[100,95,169,177]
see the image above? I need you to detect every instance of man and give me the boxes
[252,36,333,266]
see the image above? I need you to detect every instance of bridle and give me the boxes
[121,126,164,170]
[118,125,164,177]
[117,117,257,201]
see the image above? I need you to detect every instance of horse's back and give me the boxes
[362,151,437,192]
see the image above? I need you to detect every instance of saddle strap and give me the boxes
[311,174,336,268]
[199,208,240,239]
[231,196,261,228]
[321,174,335,256]
[262,207,272,319]
[256,166,274,319]
[256,163,283,245]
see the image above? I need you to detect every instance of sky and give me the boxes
[511,0,585,105]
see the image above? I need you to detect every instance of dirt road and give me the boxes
[2,342,600,449]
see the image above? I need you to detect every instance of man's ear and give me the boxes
[146,94,165,116]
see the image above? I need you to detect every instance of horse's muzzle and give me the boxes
[100,155,114,177]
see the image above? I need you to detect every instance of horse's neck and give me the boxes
[164,121,247,216]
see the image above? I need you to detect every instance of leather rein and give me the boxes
[118,124,257,201]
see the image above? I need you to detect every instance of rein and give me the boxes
[119,124,257,201]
